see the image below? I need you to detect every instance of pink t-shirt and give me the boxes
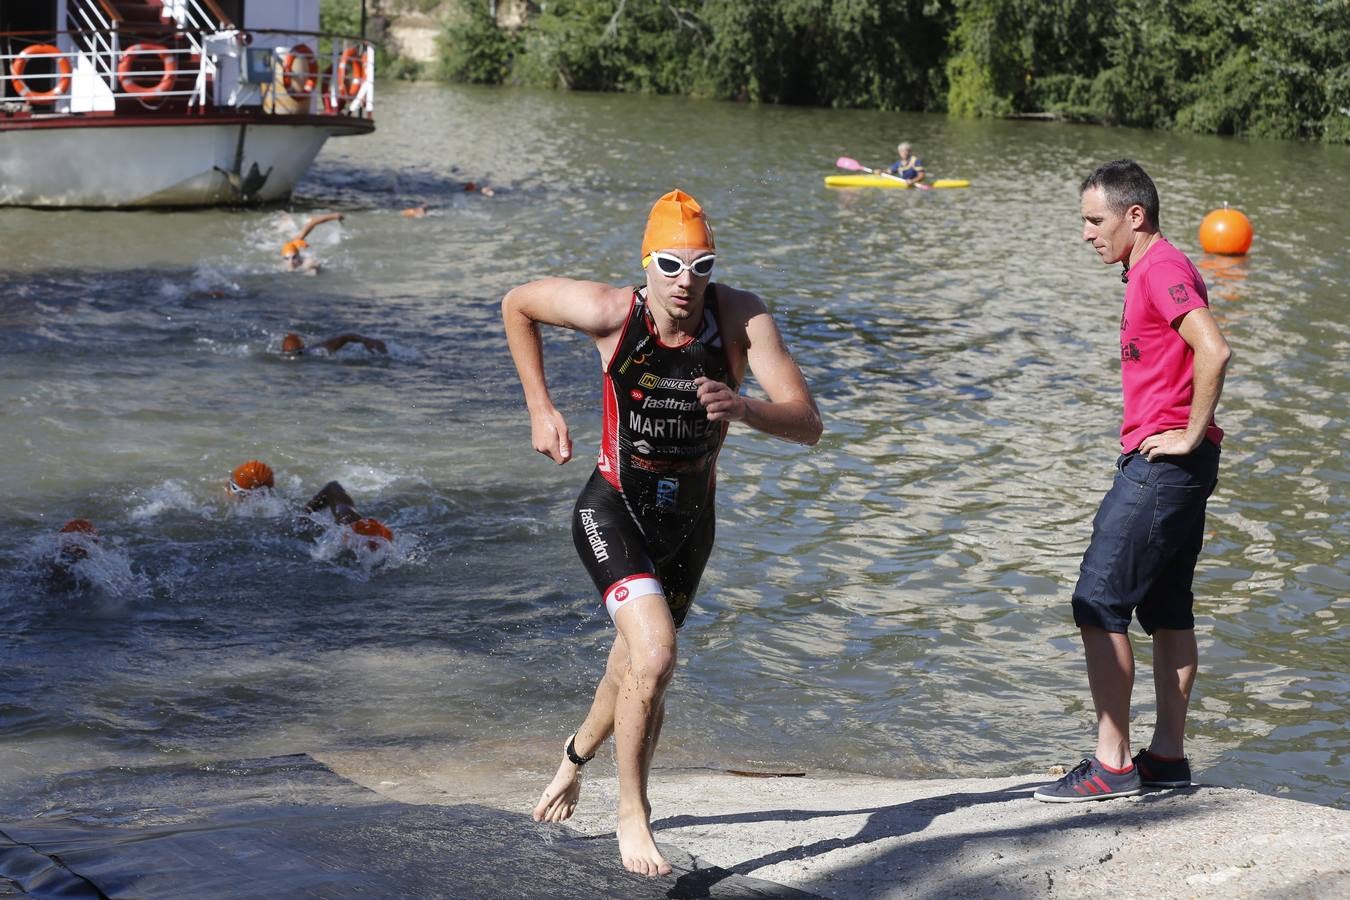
[1119,238,1223,452]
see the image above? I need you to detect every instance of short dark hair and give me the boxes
[1080,159,1160,229]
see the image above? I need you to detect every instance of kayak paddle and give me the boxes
[835,156,931,190]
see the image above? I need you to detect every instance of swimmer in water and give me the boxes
[226,462,393,550]
[281,332,387,356]
[54,518,100,565]
[400,182,497,217]
[227,459,275,499]
[304,480,394,550]
[281,212,344,274]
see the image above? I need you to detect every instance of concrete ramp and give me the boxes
[0,754,813,899]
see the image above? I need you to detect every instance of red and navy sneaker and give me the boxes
[1033,757,1142,803]
[1133,748,1192,788]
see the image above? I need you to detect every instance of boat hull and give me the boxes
[824,175,971,189]
[0,115,369,207]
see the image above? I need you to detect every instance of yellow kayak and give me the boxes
[825,175,971,189]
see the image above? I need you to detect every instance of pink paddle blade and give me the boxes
[835,156,865,171]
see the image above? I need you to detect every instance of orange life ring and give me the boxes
[335,46,365,100]
[117,43,177,95]
[283,43,318,99]
[11,44,72,104]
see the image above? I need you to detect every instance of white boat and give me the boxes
[0,0,375,207]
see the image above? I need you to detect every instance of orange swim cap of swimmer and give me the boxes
[58,519,98,561]
[230,460,275,493]
[281,333,305,354]
[641,189,715,264]
[349,517,393,549]
[281,239,308,258]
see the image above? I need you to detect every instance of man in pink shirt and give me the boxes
[1036,160,1232,802]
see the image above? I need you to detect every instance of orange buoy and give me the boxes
[1198,205,1253,256]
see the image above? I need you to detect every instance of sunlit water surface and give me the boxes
[2,83,1346,810]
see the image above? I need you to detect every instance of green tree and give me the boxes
[1087,0,1254,129]
[410,0,1348,143]
[321,0,406,75]
[438,1,522,84]
[320,0,363,37]
[509,0,710,92]
[1085,0,1349,142]
[705,0,953,109]
[945,0,1112,117]
[1242,0,1350,142]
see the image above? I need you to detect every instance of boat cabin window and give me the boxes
[0,6,56,36]
[2,6,57,96]
[215,1,245,28]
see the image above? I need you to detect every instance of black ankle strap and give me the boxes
[566,733,595,766]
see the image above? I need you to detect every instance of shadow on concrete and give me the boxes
[655,781,1205,897]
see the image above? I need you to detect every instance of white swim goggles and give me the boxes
[649,251,716,278]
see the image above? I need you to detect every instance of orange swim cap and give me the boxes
[281,333,305,354]
[230,460,275,493]
[641,189,715,263]
[57,519,98,561]
[349,517,393,549]
[281,239,308,258]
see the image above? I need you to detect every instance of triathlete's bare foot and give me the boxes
[532,752,583,823]
[616,811,671,877]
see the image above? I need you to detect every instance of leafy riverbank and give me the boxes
[329,1,1349,144]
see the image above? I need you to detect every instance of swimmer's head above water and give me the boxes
[347,516,394,551]
[57,518,100,562]
[281,239,307,267]
[281,333,305,355]
[228,459,275,497]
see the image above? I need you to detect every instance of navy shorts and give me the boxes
[1072,441,1220,634]
[571,469,714,628]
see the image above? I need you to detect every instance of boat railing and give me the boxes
[66,0,124,95]
[0,26,375,120]
[158,1,227,108]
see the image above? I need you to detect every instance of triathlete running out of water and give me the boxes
[502,189,822,878]
[281,212,344,274]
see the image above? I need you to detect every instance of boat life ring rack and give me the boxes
[282,43,318,99]
[11,44,72,104]
[283,44,362,109]
[334,46,365,101]
[117,43,178,96]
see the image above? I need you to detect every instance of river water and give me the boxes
[2,83,1346,811]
